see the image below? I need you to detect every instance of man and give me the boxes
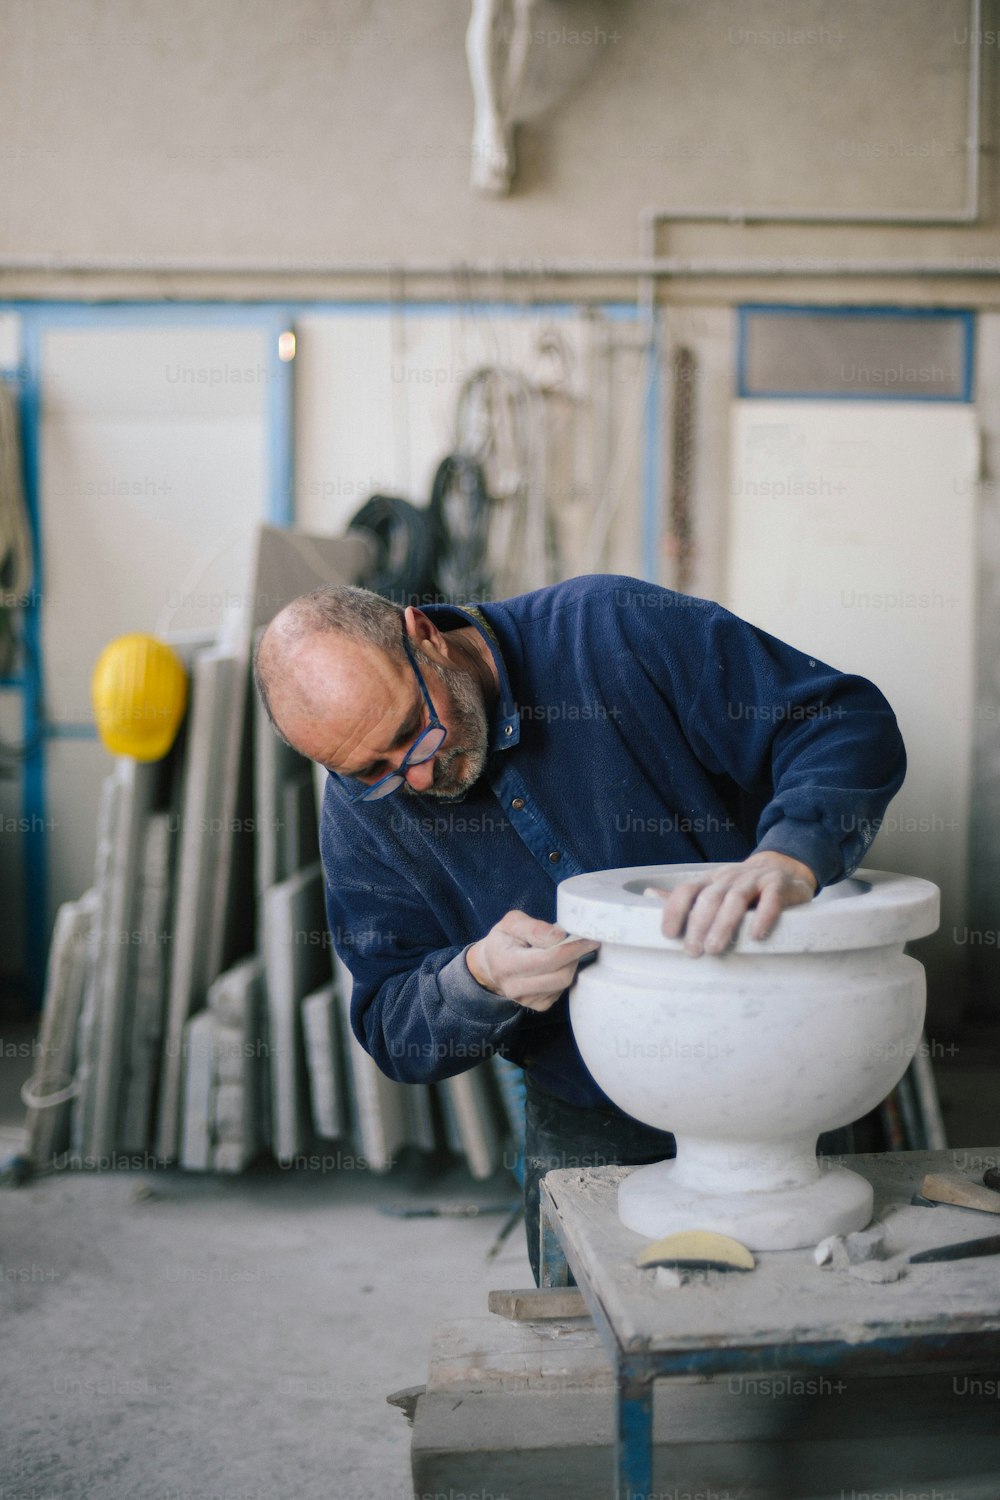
[254,573,905,1282]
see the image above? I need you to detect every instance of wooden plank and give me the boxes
[488,1287,589,1321]
[415,1317,1000,1499]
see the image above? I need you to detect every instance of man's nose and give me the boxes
[403,757,436,792]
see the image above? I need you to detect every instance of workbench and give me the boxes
[539,1147,1000,1500]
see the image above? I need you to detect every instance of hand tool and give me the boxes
[915,1170,1000,1213]
[910,1233,1000,1264]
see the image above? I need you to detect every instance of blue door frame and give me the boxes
[1,298,659,1008]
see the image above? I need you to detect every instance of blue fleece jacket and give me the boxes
[319,574,906,1107]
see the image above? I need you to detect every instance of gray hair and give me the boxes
[253,584,405,740]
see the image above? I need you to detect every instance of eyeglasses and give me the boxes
[350,635,447,802]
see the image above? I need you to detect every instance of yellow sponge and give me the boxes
[636,1229,755,1273]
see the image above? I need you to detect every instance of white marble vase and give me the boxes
[557,865,940,1251]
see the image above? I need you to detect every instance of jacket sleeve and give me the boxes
[322,827,526,1085]
[626,598,907,890]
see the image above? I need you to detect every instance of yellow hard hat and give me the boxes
[91,634,189,761]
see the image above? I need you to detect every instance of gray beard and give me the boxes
[402,656,490,802]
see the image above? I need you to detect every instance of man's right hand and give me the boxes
[466,911,600,1013]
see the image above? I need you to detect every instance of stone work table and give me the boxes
[539,1147,1000,1500]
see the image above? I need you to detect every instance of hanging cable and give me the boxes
[455,365,557,596]
[0,378,34,677]
[346,493,437,606]
[427,454,492,603]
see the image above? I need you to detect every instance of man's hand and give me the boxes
[646,851,817,956]
[466,911,600,1012]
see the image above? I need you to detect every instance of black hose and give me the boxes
[427,454,492,604]
[346,494,437,607]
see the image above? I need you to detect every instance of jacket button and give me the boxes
[511,797,525,810]
[548,851,561,863]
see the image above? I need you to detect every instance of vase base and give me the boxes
[618,1159,874,1251]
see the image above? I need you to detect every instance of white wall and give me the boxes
[0,0,996,306]
[727,400,978,1017]
[4,0,1000,1021]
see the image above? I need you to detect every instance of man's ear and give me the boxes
[404,605,449,660]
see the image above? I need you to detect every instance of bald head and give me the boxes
[255,584,495,800]
[254,585,405,749]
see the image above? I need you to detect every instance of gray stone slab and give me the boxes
[85,757,161,1159]
[207,954,263,1173]
[206,952,261,1030]
[312,762,328,832]
[25,892,97,1167]
[252,640,302,898]
[333,950,406,1174]
[203,652,255,988]
[436,1078,465,1159]
[212,1141,251,1174]
[155,648,236,1160]
[301,982,344,1140]
[402,1083,437,1155]
[263,863,331,1163]
[71,771,120,1157]
[179,1009,216,1171]
[119,811,173,1153]
[214,1026,245,1085]
[281,771,319,875]
[213,1083,245,1138]
[247,524,374,634]
[441,1065,504,1181]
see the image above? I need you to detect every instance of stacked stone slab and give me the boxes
[332,950,407,1173]
[209,955,264,1173]
[24,891,97,1169]
[178,956,265,1173]
[262,863,332,1164]
[155,648,239,1161]
[30,525,519,1182]
[119,812,174,1153]
[301,982,344,1140]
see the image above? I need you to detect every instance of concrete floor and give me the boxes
[0,1024,531,1500]
[3,1017,999,1500]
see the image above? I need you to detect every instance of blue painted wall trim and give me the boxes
[2,297,655,1008]
[737,304,975,402]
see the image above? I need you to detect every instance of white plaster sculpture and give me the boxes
[466,0,537,195]
[557,865,940,1250]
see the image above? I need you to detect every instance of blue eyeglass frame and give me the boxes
[350,635,448,802]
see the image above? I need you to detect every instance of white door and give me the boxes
[727,400,978,1015]
[39,319,273,930]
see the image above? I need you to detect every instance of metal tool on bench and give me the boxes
[911,1170,1000,1212]
[910,1233,1000,1264]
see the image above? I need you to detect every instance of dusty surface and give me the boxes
[1,1155,528,1500]
[543,1149,1000,1352]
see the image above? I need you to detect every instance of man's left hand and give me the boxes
[645,851,817,956]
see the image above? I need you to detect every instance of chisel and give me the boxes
[909,1233,1000,1264]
